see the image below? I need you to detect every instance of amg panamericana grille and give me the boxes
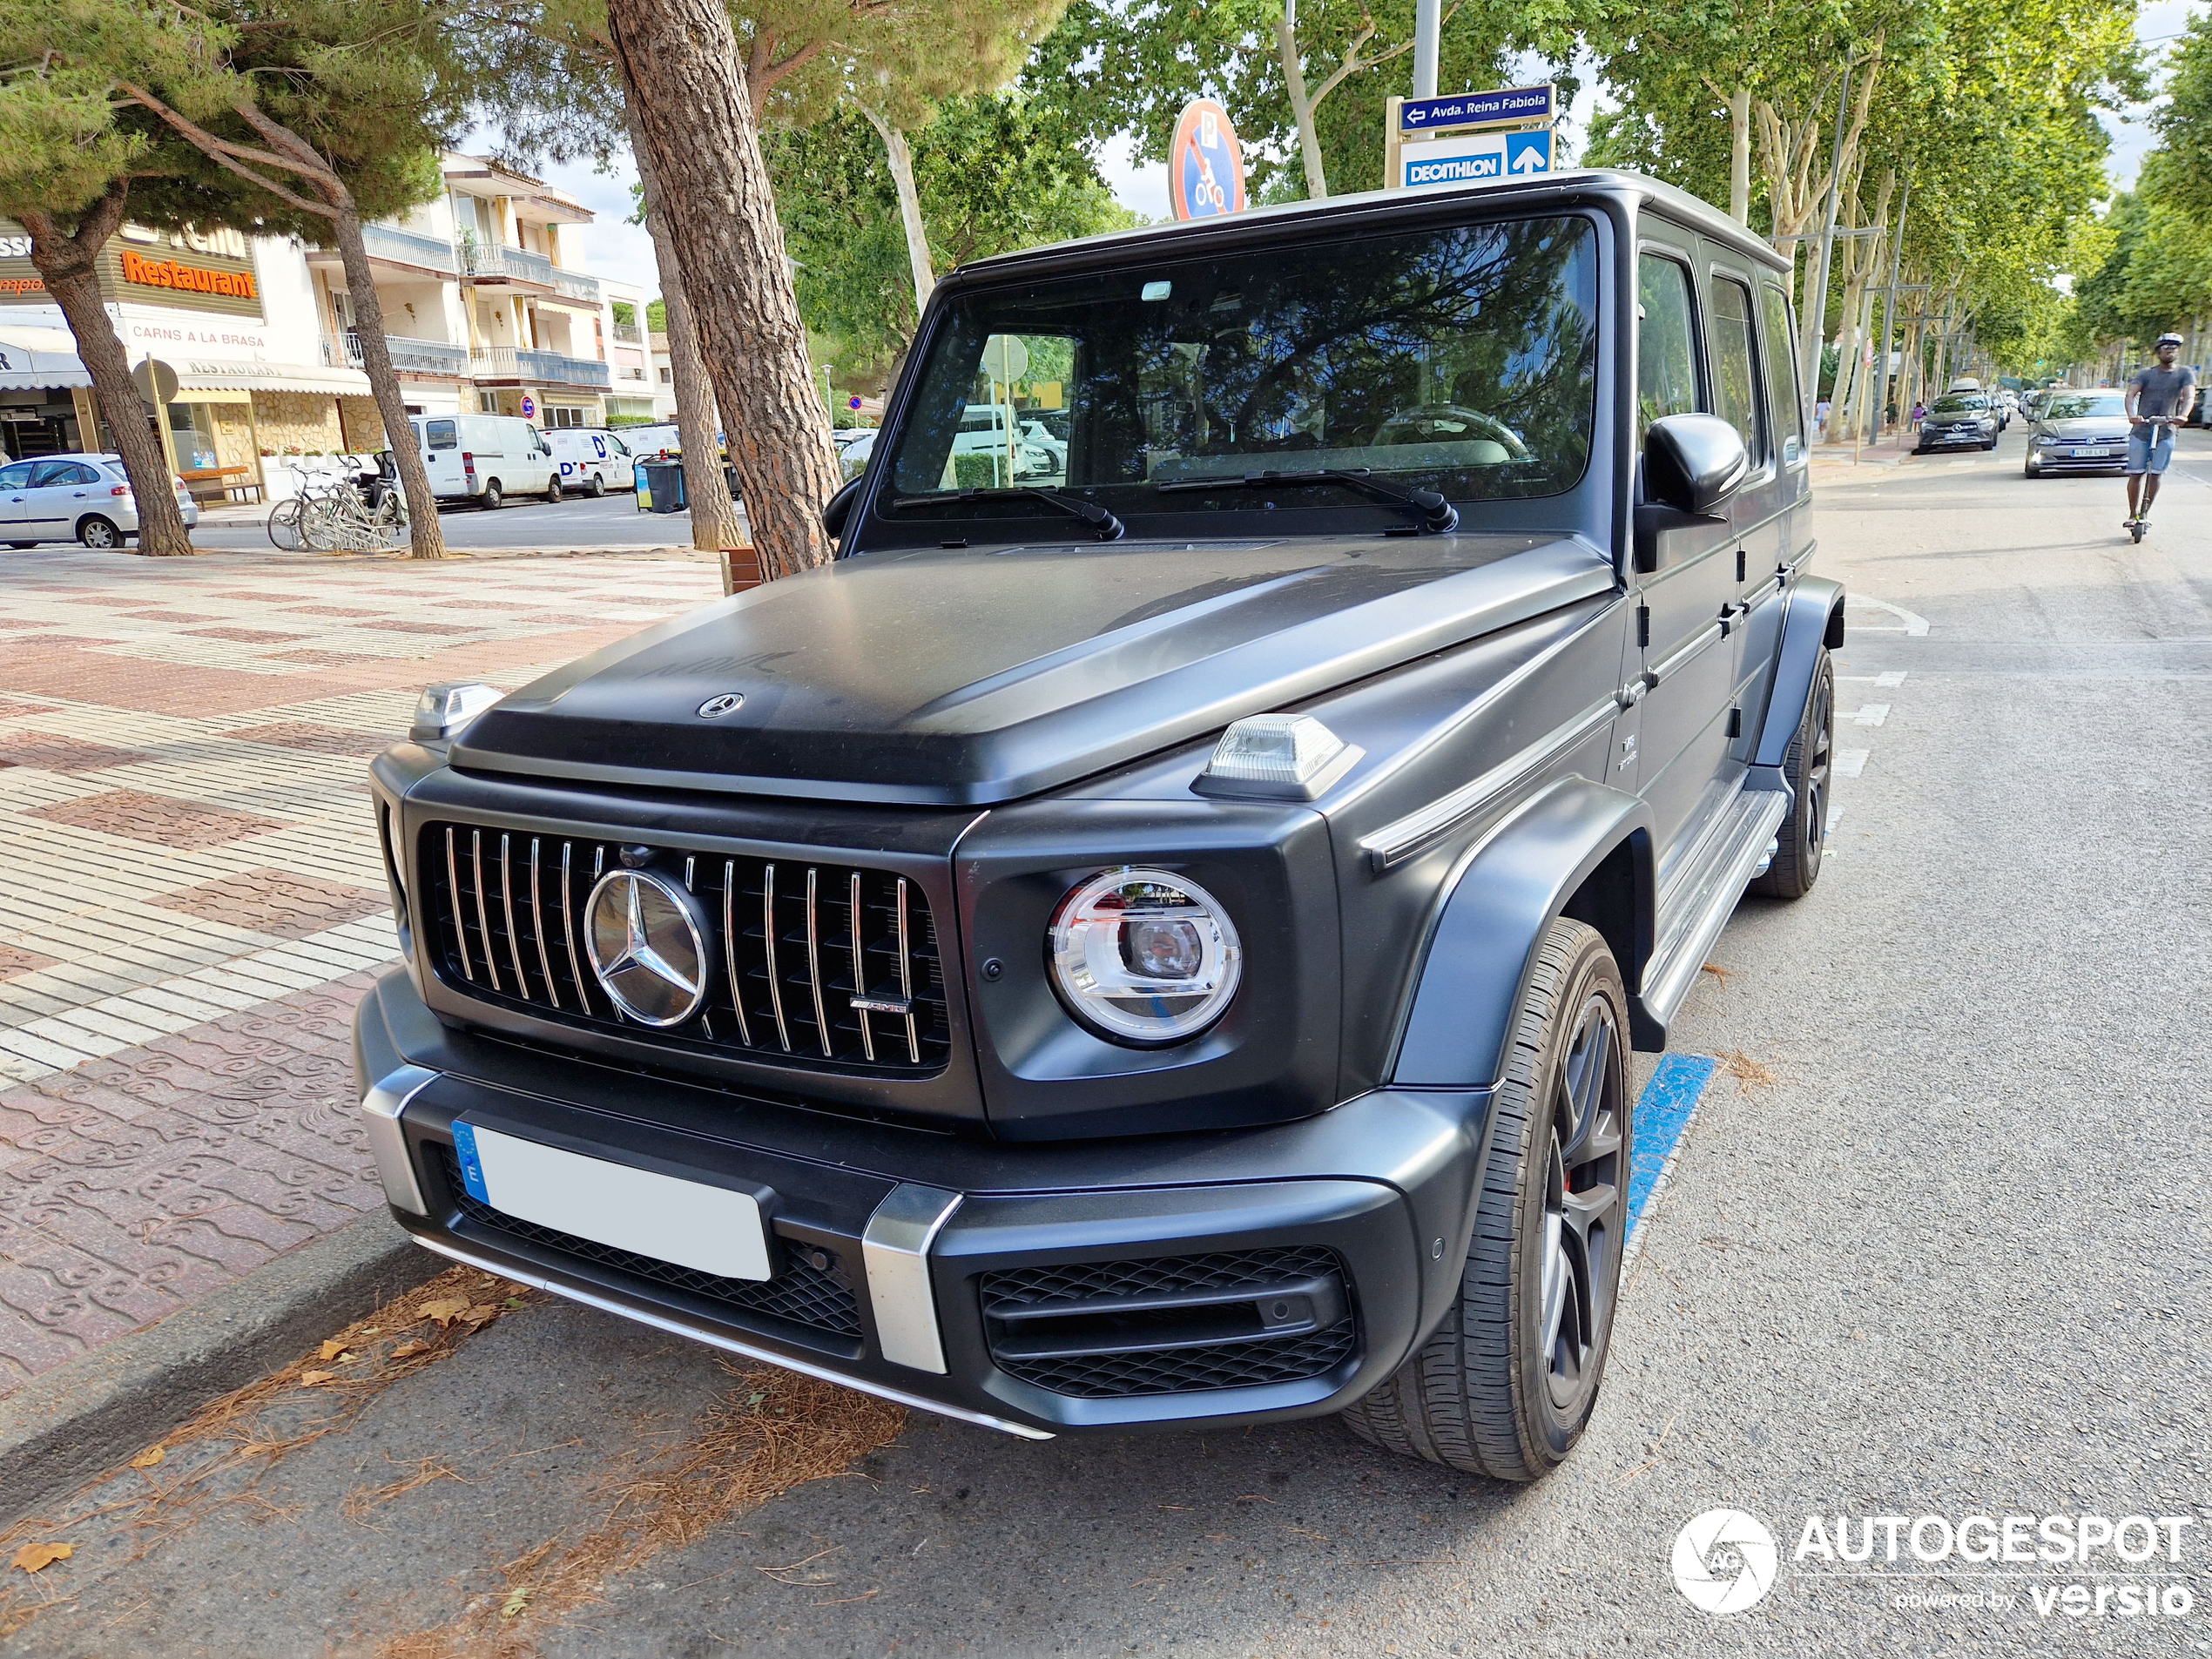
[420,821,949,1073]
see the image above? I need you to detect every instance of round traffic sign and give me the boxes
[520,395,536,417]
[131,357,179,408]
[1170,99,1246,221]
[981,334,1029,385]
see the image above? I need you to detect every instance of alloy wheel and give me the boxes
[1801,668,1833,865]
[1537,991,1626,1413]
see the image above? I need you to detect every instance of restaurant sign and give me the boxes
[0,220,264,319]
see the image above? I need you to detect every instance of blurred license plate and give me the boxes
[452,1122,772,1280]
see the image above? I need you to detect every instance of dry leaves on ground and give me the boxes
[9,1544,70,1575]
[379,1361,906,1658]
[0,1267,530,1641]
[1716,1048,1781,1094]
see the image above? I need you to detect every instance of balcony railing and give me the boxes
[320,332,471,376]
[361,222,459,273]
[469,347,610,388]
[462,240,602,304]
[611,320,642,344]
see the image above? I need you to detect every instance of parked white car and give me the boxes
[951,405,1062,482]
[546,428,637,496]
[0,453,199,549]
[408,415,560,508]
[616,423,684,460]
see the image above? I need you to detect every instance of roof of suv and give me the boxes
[954,168,1790,285]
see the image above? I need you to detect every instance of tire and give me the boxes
[584,471,605,498]
[266,497,305,550]
[1340,919,1631,1482]
[480,480,503,510]
[545,475,564,504]
[77,516,121,550]
[1749,647,1832,900]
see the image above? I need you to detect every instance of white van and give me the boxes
[545,428,637,496]
[408,415,560,508]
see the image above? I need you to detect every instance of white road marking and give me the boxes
[1841,704,1891,726]
[1837,671,1907,687]
[1826,804,1846,833]
[1834,750,1869,778]
[1849,596,1932,636]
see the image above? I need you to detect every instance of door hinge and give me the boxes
[1727,706,1743,738]
[1736,549,1747,583]
[1636,605,1650,648]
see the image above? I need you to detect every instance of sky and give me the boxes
[516,1,2205,287]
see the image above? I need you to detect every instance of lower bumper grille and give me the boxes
[981,1246,1357,1399]
[435,1145,862,1340]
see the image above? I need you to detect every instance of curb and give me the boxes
[0,1211,439,1525]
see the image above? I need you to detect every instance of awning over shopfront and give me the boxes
[0,327,372,398]
[0,327,93,392]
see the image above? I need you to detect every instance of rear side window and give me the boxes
[1758,284,1804,462]
[1637,254,1699,442]
[425,420,457,451]
[1709,275,1765,464]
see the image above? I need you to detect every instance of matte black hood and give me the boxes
[453,534,1615,806]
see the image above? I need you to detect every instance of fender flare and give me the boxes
[1392,778,1655,1089]
[1750,576,1845,787]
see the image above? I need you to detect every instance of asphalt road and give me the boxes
[184,490,726,551]
[6,427,2208,1657]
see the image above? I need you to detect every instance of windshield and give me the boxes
[1932,395,1987,414]
[884,215,1598,522]
[2041,393,2125,420]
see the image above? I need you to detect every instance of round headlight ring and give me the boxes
[1047,867,1243,1046]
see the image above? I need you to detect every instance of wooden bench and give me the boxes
[179,465,261,506]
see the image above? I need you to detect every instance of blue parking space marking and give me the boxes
[1627,1054,1719,1245]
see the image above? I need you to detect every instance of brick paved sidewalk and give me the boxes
[0,544,722,1395]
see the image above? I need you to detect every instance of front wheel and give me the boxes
[1340,919,1630,1481]
[78,516,121,550]
[584,471,605,498]
[1750,647,1832,900]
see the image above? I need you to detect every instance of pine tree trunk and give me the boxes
[607,0,841,581]
[333,202,449,558]
[1278,1,1330,199]
[626,98,744,564]
[22,200,195,557]
[859,105,937,319]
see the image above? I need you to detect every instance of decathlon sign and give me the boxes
[1401,128,1554,189]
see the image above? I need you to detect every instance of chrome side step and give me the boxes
[1639,787,1790,1031]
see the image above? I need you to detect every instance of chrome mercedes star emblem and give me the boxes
[698,693,745,718]
[583,868,709,1027]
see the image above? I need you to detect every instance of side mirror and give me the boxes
[821,475,863,545]
[1644,413,1750,515]
[1634,414,1748,572]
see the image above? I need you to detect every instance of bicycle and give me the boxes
[266,456,406,552]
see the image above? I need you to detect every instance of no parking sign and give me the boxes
[1170,99,1246,220]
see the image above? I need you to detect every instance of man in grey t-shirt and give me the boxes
[2124,333,2196,528]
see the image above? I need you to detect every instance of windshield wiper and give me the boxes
[889,486,1125,542]
[1153,468,1460,533]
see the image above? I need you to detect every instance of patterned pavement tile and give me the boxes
[147,868,388,941]
[0,733,154,772]
[30,789,293,849]
[0,546,719,1396]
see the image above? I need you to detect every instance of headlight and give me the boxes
[1048,868,1242,1045]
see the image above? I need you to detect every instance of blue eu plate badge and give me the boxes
[451,1121,490,1204]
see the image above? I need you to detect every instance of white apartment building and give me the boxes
[598,275,658,424]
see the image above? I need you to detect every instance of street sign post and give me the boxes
[1386,84,1556,192]
[1169,99,1247,220]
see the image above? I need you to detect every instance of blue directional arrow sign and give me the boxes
[1506,129,1554,176]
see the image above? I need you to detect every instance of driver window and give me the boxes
[1637,254,1699,442]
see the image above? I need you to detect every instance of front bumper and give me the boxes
[354,968,1490,1440]
[1915,427,1993,449]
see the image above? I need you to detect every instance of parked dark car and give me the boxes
[1915,391,2001,452]
[2023,388,2131,476]
[358,170,1841,1484]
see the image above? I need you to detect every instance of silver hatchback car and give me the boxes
[0,452,200,549]
[2023,389,2130,477]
